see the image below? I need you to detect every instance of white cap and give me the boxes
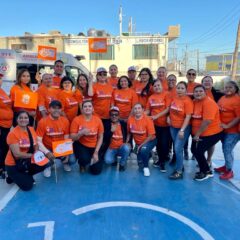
[97,67,107,73]
[128,66,136,72]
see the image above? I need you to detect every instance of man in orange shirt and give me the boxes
[36,100,72,177]
[104,107,131,171]
[52,60,65,89]
[127,66,138,88]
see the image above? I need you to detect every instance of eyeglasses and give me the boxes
[111,113,119,117]
[187,72,196,76]
[98,73,107,76]
[140,73,149,76]
[168,79,176,82]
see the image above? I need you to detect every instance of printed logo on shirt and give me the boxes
[78,126,97,136]
[150,99,165,107]
[46,127,64,137]
[170,102,183,112]
[192,114,202,119]
[115,94,130,103]
[66,98,78,106]
[97,90,112,99]
[129,124,146,135]
[0,95,11,104]
[19,138,30,148]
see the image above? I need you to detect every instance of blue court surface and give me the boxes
[0,156,240,240]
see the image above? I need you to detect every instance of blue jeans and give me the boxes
[137,139,157,168]
[104,144,131,166]
[170,125,191,172]
[222,133,240,170]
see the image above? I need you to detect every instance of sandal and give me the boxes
[169,171,183,180]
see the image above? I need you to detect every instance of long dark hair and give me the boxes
[16,69,31,87]
[138,68,154,96]
[76,73,89,95]
[117,75,132,89]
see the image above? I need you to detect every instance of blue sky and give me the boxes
[1,0,239,67]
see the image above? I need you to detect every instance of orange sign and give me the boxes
[14,90,38,109]
[31,151,49,166]
[37,45,57,61]
[52,139,73,157]
[88,38,107,53]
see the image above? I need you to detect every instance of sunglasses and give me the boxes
[111,113,119,117]
[98,73,107,76]
[188,73,196,76]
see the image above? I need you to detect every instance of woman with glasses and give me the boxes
[134,68,154,109]
[214,81,240,180]
[145,80,170,172]
[191,85,223,181]
[168,81,193,179]
[58,77,78,123]
[127,103,156,177]
[70,101,104,174]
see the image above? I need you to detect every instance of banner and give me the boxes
[37,45,57,61]
[14,90,38,109]
[88,38,107,53]
[52,139,73,157]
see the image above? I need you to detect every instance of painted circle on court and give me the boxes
[72,201,214,240]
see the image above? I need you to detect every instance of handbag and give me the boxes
[15,127,35,173]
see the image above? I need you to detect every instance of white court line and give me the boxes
[73,201,214,240]
[0,184,19,212]
[213,180,240,195]
[28,221,55,240]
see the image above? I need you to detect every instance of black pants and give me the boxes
[6,164,46,191]
[73,141,103,175]
[0,126,10,170]
[155,125,171,164]
[191,132,223,173]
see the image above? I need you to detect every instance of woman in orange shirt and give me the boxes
[75,73,93,112]
[168,81,193,179]
[0,73,13,178]
[134,68,154,109]
[5,111,48,191]
[214,81,240,180]
[127,103,156,177]
[145,80,170,172]
[10,69,36,126]
[191,85,223,181]
[70,101,104,175]
[58,77,79,123]
[108,64,119,89]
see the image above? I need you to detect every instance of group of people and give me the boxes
[0,60,239,191]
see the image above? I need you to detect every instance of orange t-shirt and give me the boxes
[52,75,63,89]
[58,90,79,122]
[92,82,113,119]
[160,78,169,92]
[109,123,123,149]
[205,89,214,100]
[134,81,153,109]
[36,115,70,150]
[187,82,200,97]
[112,88,138,119]
[75,89,92,104]
[127,114,156,145]
[192,97,222,136]
[10,84,35,112]
[5,126,37,166]
[218,95,240,133]
[146,92,170,127]
[0,88,13,128]
[169,95,193,128]
[108,77,119,89]
[167,87,177,101]
[37,85,59,112]
[70,115,104,148]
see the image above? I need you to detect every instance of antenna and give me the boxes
[119,6,123,36]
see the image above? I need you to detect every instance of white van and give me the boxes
[0,49,89,93]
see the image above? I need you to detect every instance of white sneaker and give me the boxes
[143,167,150,177]
[43,167,51,178]
[63,163,71,172]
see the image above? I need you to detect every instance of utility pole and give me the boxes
[119,6,123,36]
[231,19,240,80]
[197,49,200,74]
[184,44,188,73]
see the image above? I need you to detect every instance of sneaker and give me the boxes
[194,172,209,181]
[220,170,233,180]
[63,163,71,172]
[119,165,126,172]
[43,167,51,178]
[6,176,13,184]
[184,150,189,160]
[206,170,214,178]
[160,164,166,173]
[214,165,226,174]
[143,167,150,177]
[153,160,160,168]
[169,171,183,180]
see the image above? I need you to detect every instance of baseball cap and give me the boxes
[128,66,136,72]
[97,67,107,73]
[110,106,120,113]
[49,100,62,109]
